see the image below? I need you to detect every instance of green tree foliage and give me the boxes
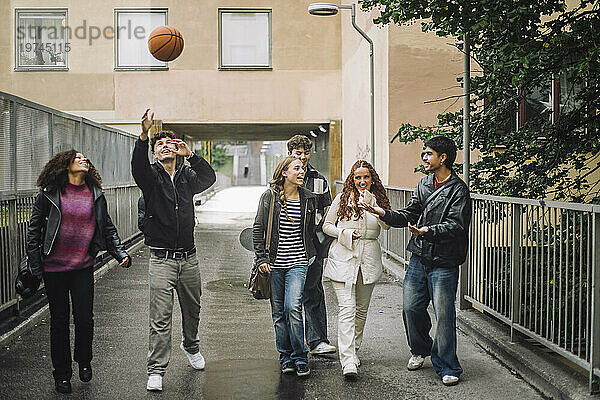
[362,0,600,202]
[210,146,230,170]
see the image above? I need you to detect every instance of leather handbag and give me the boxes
[248,189,275,299]
[15,255,41,299]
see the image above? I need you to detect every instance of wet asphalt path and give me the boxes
[0,187,542,399]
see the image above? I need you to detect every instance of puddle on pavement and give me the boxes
[202,359,305,400]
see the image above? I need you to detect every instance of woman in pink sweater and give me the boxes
[26,150,130,394]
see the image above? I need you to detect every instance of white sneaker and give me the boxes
[146,374,162,391]
[310,342,337,355]
[442,375,459,386]
[342,363,358,380]
[180,342,205,370]
[407,355,425,371]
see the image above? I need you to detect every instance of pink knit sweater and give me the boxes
[43,183,96,272]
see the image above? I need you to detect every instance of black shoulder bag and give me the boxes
[249,189,275,299]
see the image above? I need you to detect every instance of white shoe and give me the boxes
[146,374,162,391]
[342,363,358,380]
[355,356,361,367]
[442,375,459,386]
[180,342,206,370]
[310,342,337,355]
[407,355,425,371]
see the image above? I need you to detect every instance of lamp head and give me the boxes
[308,3,339,16]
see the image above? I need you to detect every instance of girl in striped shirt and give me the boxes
[253,156,317,377]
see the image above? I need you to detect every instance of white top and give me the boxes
[323,192,389,287]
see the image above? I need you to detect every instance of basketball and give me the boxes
[148,26,184,62]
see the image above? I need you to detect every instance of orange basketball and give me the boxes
[148,26,184,62]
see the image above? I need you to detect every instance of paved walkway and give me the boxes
[0,186,542,399]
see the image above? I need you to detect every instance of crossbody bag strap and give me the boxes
[265,188,275,251]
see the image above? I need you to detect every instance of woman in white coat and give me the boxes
[323,159,390,379]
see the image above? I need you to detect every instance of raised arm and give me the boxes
[131,109,157,194]
[185,154,216,195]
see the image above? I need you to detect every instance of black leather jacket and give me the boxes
[381,171,472,268]
[252,187,317,267]
[131,139,216,250]
[26,185,130,275]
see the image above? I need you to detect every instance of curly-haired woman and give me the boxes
[26,150,130,394]
[323,159,390,379]
[252,156,316,377]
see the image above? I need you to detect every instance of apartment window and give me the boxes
[115,8,168,70]
[517,74,585,129]
[523,82,553,125]
[219,9,271,70]
[15,9,68,71]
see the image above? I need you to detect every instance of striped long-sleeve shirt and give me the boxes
[272,200,307,268]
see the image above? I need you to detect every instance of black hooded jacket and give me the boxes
[380,171,472,267]
[131,139,216,250]
[26,184,129,275]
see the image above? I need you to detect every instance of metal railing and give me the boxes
[0,91,141,314]
[335,181,600,392]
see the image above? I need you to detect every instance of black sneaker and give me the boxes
[281,362,295,374]
[296,363,310,377]
[79,365,92,382]
[55,379,72,394]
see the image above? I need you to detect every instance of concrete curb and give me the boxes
[0,240,145,349]
[381,254,592,400]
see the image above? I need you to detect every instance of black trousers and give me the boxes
[43,266,94,380]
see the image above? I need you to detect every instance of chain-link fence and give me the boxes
[0,91,141,314]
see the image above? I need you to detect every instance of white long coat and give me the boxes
[323,192,389,288]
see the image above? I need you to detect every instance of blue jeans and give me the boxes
[403,254,462,377]
[270,265,308,366]
[302,257,330,350]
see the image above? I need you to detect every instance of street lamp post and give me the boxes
[308,3,375,165]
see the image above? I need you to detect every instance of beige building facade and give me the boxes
[0,0,465,187]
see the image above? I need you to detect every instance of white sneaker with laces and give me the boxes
[442,375,459,386]
[343,363,358,380]
[146,374,162,391]
[310,342,337,355]
[180,342,206,370]
[407,355,425,371]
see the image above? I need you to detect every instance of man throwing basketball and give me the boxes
[132,109,216,392]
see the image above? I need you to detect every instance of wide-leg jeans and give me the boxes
[402,254,462,378]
